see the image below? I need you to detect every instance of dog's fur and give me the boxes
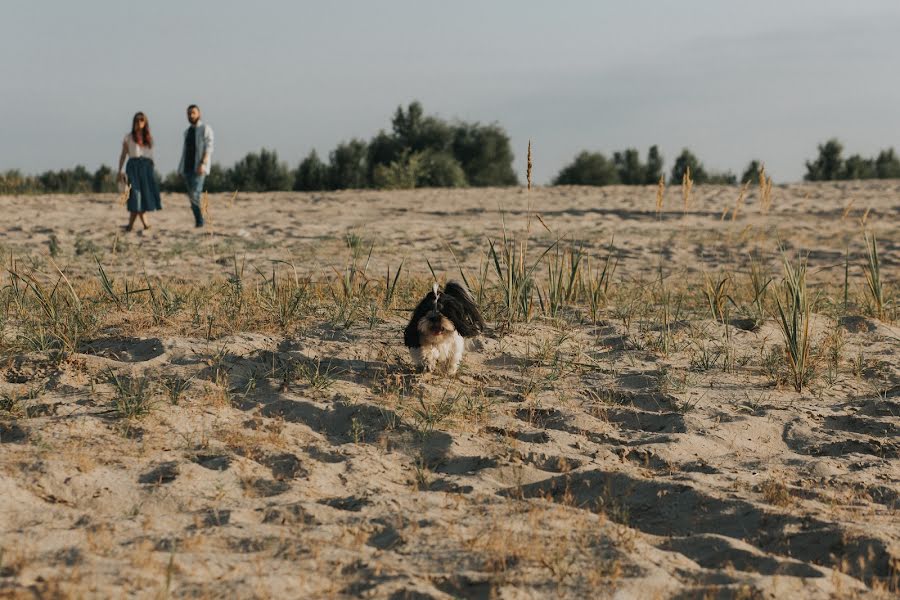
[403,281,485,375]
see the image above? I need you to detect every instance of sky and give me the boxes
[3,1,900,184]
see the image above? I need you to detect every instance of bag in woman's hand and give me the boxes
[116,172,128,194]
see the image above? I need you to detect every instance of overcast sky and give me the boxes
[3,1,900,184]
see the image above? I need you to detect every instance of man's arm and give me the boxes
[199,125,214,174]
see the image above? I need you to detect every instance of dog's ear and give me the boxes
[403,317,420,348]
[403,290,436,347]
[442,281,485,337]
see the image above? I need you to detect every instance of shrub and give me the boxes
[804,139,844,181]
[227,148,292,192]
[553,151,619,186]
[294,150,329,191]
[451,122,518,186]
[741,160,762,185]
[670,148,709,184]
[329,139,369,190]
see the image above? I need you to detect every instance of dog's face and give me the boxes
[416,308,457,344]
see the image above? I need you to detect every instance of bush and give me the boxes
[227,148,292,192]
[670,148,709,184]
[415,150,467,188]
[613,149,645,184]
[205,164,231,192]
[645,145,664,184]
[875,148,900,178]
[371,149,468,190]
[804,139,843,181]
[741,160,762,184]
[294,150,329,191]
[451,122,518,186]
[553,151,619,186]
[372,150,420,189]
[329,139,369,190]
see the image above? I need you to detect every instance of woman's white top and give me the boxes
[123,133,154,160]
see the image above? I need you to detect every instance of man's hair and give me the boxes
[187,104,200,112]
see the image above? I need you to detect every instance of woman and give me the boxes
[117,112,162,231]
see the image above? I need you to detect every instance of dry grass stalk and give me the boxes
[841,199,855,220]
[526,140,533,192]
[682,166,692,212]
[758,164,774,213]
[655,175,665,214]
[859,207,871,227]
[731,181,750,222]
[201,191,210,221]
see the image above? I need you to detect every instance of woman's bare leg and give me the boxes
[126,212,138,232]
[138,212,150,229]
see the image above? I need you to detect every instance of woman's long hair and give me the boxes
[131,112,153,148]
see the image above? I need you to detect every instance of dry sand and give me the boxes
[0,182,898,598]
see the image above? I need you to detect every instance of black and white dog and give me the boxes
[404,281,485,375]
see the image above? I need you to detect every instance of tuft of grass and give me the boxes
[161,375,192,406]
[298,358,337,392]
[539,242,583,319]
[108,371,157,418]
[862,231,886,320]
[488,230,557,324]
[703,273,732,323]
[772,254,813,392]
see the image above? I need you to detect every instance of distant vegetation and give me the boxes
[4,111,900,194]
[0,102,516,195]
[804,138,900,181]
[160,101,518,193]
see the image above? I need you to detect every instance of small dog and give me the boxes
[404,281,485,375]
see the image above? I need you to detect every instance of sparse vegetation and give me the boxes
[0,182,896,598]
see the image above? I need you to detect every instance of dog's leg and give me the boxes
[446,333,465,376]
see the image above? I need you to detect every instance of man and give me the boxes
[178,104,214,227]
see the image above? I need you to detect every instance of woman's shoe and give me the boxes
[124,224,133,232]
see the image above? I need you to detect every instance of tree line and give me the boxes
[3,103,900,194]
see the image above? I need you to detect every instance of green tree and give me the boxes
[227,149,292,191]
[392,101,454,152]
[0,169,35,194]
[706,171,737,185]
[804,139,844,181]
[874,148,900,178]
[294,150,329,191]
[613,148,645,184]
[741,160,762,184]
[670,149,709,184]
[841,154,875,180]
[205,164,230,192]
[92,165,117,193]
[329,139,369,189]
[553,151,619,186]
[160,171,185,193]
[451,122,517,186]
[644,145,664,184]
[37,165,92,193]
[416,150,467,187]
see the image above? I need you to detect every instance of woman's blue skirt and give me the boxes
[125,157,162,212]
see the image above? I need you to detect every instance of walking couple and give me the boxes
[117,104,214,231]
